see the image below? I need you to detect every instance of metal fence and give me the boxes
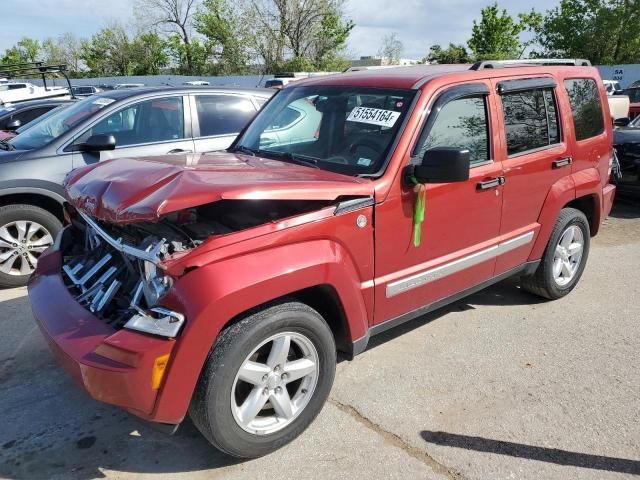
[14,66,640,90]
[15,74,275,89]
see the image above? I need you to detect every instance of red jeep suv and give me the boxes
[29,59,616,458]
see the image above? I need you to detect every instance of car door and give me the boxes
[71,95,195,167]
[190,94,258,152]
[491,78,570,275]
[374,82,505,324]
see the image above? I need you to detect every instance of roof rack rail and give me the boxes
[470,58,591,70]
[0,63,75,99]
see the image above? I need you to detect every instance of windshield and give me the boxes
[9,96,114,150]
[15,104,70,134]
[234,86,416,176]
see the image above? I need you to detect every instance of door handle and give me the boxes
[552,157,572,168]
[477,176,505,190]
[168,149,193,154]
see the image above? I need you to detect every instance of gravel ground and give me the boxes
[0,201,638,480]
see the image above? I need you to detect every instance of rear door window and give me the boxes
[564,79,605,141]
[195,95,257,137]
[501,88,560,156]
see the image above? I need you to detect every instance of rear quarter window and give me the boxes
[564,79,605,141]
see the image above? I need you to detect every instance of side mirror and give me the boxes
[406,147,471,184]
[5,119,21,131]
[80,134,116,152]
[614,117,631,127]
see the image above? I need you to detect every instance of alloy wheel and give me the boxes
[0,220,53,276]
[552,225,584,287]
[231,331,320,435]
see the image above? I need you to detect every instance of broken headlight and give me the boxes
[125,306,185,338]
[142,260,173,306]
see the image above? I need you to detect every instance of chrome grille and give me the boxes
[62,216,167,327]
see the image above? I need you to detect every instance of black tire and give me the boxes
[521,207,590,300]
[0,204,62,288]
[189,301,336,458]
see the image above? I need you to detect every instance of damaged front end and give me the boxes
[61,198,336,336]
[62,210,186,337]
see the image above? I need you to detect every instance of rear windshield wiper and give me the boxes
[257,149,320,169]
[0,139,15,151]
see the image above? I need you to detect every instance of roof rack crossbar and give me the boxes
[470,58,591,70]
[0,64,68,77]
[0,63,75,99]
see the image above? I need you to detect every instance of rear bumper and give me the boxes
[603,183,616,218]
[28,243,176,419]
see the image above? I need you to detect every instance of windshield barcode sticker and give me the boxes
[347,107,400,128]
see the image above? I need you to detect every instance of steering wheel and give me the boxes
[348,138,381,155]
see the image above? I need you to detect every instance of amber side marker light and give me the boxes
[152,354,171,390]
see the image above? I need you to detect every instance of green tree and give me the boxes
[468,3,541,60]
[16,37,41,62]
[243,0,353,74]
[130,32,170,75]
[533,0,640,64]
[166,34,209,74]
[312,10,353,70]
[135,0,198,73]
[424,43,472,64]
[0,47,22,67]
[81,25,134,76]
[195,0,249,75]
[42,38,65,65]
[0,37,41,66]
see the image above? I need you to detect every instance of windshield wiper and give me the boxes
[0,139,15,151]
[232,145,257,156]
[257,149,320,169]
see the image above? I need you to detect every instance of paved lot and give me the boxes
[0,202,639,480]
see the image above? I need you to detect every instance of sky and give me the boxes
[0,0,562,61]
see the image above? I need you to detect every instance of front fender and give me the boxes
[151,239,372,423]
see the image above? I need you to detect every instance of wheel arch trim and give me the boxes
[149,240,372,423]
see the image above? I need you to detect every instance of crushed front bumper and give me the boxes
[28,235,176,419]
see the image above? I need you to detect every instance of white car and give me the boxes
[603,80,623,96]
[264,77,301,89]
[0,82,69,105]
[113,83,145,90]
[184,80,210,86]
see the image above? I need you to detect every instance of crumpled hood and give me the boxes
[65,152,374,224]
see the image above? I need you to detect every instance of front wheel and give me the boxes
[189,301,336,458]
[521,207,590,300]
[0,204,62,288]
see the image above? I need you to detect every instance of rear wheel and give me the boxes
[521,207,590,300]
[189,301,336,458]
[0,204,61,288]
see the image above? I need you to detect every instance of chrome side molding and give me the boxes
[385,231,535,298]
